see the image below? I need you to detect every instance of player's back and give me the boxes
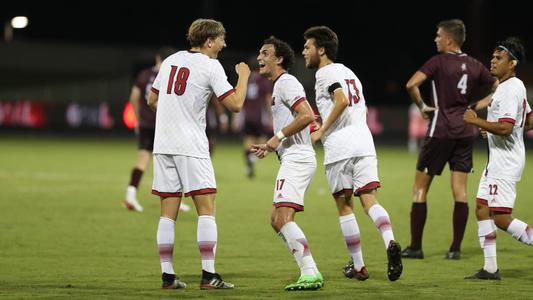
[420,52,495,138]
[152,50,232,158]
[315,63,375,164]
[135,67,158,128]
[243,72,272,122]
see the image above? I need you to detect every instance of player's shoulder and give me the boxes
[276,73,300,85]
[501,77,525,93]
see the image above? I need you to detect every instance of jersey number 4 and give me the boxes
[167,66,190,95]
[457,74,468,95]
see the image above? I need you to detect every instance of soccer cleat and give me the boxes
[464,269,501,280]
[179,203,191,212]
[284,274,322,291]
[343,259,369,281]
[401,246,424,259]
[161,273,187,289]
[444,250,461,260]
[124,198,143,212]
[387,240,403,281]
[200,272,234,289]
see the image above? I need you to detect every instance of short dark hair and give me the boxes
[263,36,295,71]
[303,26,338,61]
[156,47,176,60]
[437,19,466,47]
[495,36,526,64]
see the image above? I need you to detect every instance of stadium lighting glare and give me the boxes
[11,16,29,29]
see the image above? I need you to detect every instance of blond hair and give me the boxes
[187,19,226,48]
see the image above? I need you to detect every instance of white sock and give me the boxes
[197,215,217,274]
[279,222,318,276]
[477,220,493,249]
[507,219,533,245]
[482,220,498,273]
[157,217,175,274]
[126,186,137,201]
[368,204,395,248]
[339,214,365,271]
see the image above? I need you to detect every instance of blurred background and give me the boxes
[1,0,532,144]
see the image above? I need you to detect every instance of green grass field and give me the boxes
[1,136,533,299]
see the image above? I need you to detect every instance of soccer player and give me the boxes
[123,47,191,213]
[403,19,498,259]
[464,37,532,280]
[251,36,323,291]
[302,26,403,281]
[232,57,273,178]
[147,18,250,289]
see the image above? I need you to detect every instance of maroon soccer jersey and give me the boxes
[134,67,158,129]
[242,72,273,124]
[419,52,495,138]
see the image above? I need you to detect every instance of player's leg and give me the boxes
[465,176,500,280]
[152,154,187,289]
[124,147,151,212]
[273,161,322,291]
[326,159,368,280]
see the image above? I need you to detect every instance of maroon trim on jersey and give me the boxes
[499,76,516,84]
[355,181,381,193]
[272,72,287,85]
[152,189,182,198]
[274,202,304,212]
[498,118,516,124]
[490,207,513,213]
[185,188,217,197]
[290,97,306,111]
[527,111,533,117]
[332,189,354,197]
[476,198,488,205]
[218,89,235,101]
[187,50,201,54]
[151,87,159,95]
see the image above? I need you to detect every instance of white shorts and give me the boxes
[325,156,380,197]
[152,154,216,198]
[273,160,316,212]
[476,175,516,213]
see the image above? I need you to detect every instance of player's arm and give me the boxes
[147,90,158,112]
[129,86,142,131]
[264,92,273,131]
[472,80,499,110]
[406,71,436,118]
[311,84,349,143]
[463,108,513,136]
[211,96,229,133]
[220,63,251,113]
[524,113,533,131]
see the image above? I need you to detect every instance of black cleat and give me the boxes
[464,269,501,280]
[200,271,234,289]
[387,240,403,281]
[401,246,424,259]
[162,273,187,289]
[444,250,461,260]
[343,259,370,281]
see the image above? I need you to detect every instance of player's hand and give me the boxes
[250,144,270,159]
[235,62,251,78]
[480,128,488,139]
[463,108,478,124]
[311,127,323,144]
[419,103,437,119]
[266,136,281,152]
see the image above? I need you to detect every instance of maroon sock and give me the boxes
[410,202,427,250]
[450,202,468,252]
[129,168,143,188]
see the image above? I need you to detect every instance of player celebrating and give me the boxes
[303,26,402,281]
[251,36,323,291]
[148,18,250,289]
[464,37,532,280]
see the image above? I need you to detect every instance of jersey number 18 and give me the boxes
[167,66,190,95]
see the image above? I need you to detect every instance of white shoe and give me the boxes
[179,203,191,212]
[124,198,144,212]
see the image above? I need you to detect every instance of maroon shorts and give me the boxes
[416,137,474,176]
[243,120,268,137]
[137,127,155,151]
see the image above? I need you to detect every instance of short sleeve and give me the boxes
[279,77,307,111]
[419,55,440,78]
[210,60,235,101]
[526,101,532,116]
[494,88,519,124]
[317,67,340,94]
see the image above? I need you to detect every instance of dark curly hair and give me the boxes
[495,36,526,65]
[263,36,295,71]
[303,26,338,61]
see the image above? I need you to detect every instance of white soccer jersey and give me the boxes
[271,73,315,163]
[151,51,234,157]
[485,77,530,181]
[315,63,376,165]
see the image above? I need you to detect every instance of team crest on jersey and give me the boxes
[461,63,467,71]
